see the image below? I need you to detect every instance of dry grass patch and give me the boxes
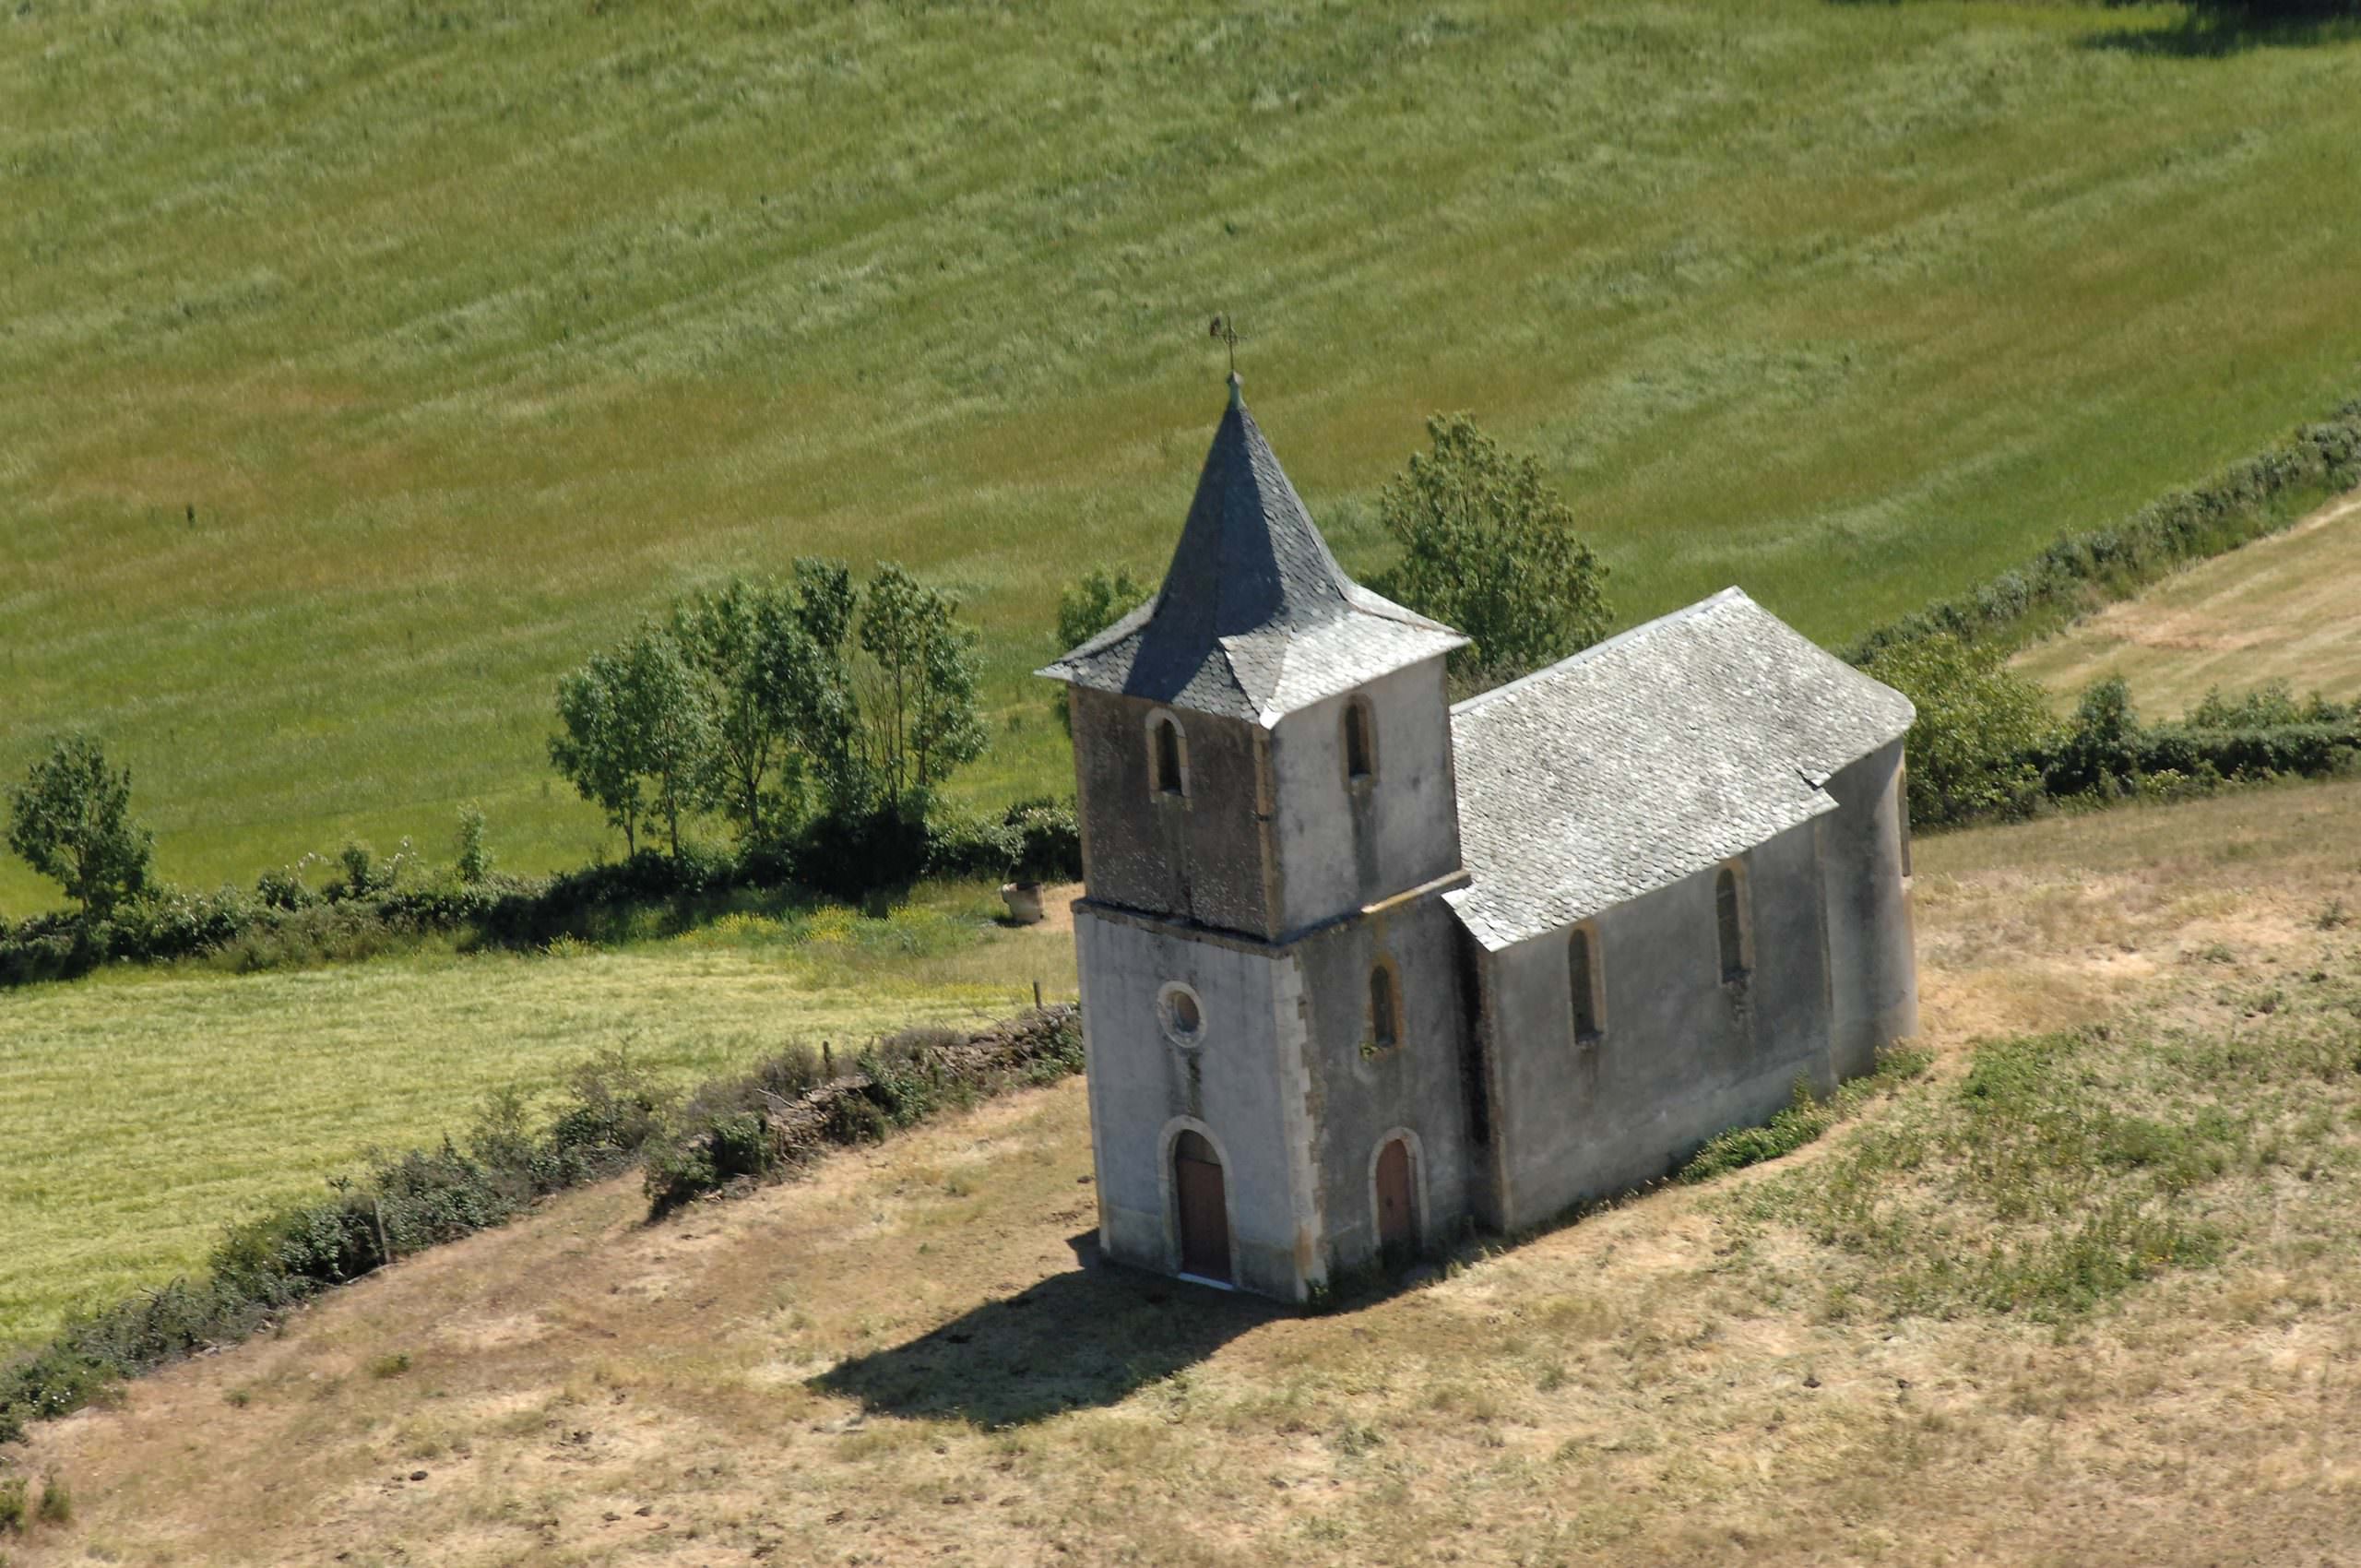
[12,781,2361,1563]
[2015,488,2361,714]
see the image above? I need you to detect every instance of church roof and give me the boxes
[1443,588,1915,953]
[1036,377,1466,725]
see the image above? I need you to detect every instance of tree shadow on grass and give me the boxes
[811,1234,1284,1426]
[2080,6,2361,57]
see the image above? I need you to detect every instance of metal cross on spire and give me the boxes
[1208,313,1240,376]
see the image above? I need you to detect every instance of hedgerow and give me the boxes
[0,799,1083,989]
[0,1005,1080,1445]
[1846,398,2361,665]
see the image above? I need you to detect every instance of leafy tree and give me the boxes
[6,733,154,918]
[1051,565,1148,732]
[615,628,715,860]
[550,648,646,854]
[1374,412,1610,690]
[1055,565,1149,652]
[761,558,866,813]
[1860,634,2058,828]
[673,578,800,843]
[855,564,988,810]
[549,627,715,860]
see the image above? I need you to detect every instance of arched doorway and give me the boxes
[1376,1136,1418,1266]
[1173,1129,1231,1284]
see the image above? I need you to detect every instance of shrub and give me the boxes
[334,838,380,901]
[0,1476,22,1532]
[643,1007,1082,1216]
[455,803,493,885]
[790,801,932,901]
[1849,397,2361,664]
[2043,676,2144,799]
[1860,634,2056,827]
[1679,1080,1833,1182]
[35,1475,70,1526]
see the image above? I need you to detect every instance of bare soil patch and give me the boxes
[13,785,2361,1565]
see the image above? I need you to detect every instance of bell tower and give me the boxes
[1041,375,1479,1301]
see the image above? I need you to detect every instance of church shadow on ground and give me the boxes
[812,1234,1284,1427]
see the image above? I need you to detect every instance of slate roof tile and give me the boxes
[1443,589,1914,952]
[1038,377,1465,724]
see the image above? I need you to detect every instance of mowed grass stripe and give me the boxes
[6,1,2361,909]
[2014,491,2361,713]
[0,897,1079,1350]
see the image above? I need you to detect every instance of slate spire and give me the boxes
[1038,380,1466,724]
[1134,375,1356,661]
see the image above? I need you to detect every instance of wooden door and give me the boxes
[1376,1137,1417,1264]
[1174,1130,1231,1283]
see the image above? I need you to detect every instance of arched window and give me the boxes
[1368,962,1400,1051]
[1897,766,1914,878]
[1568,925,1601,1042]
[1343,698,1375,784]
[1152,715,1184,797]
[1714,864,1750,983]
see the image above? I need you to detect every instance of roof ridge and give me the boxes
[1450,588,1755,718]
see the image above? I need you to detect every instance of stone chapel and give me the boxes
[1038,375,1919,1301]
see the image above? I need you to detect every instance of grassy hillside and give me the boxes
[10,780,2361,1564]
[2015,487,2361,713]
[6,0,2361,913]
[0,882,1078,1351]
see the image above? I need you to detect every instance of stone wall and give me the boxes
[1478,814,1837,1232]
[1265,655,1464,934]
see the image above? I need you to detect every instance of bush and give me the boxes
[788,801,932,901]
[643,1007,1082,1217]
[455,803,493,885]
[2,790,1069,990]
[1859,634,2057,828]
[2033,676,2359,810]
[1849,397,2361,664]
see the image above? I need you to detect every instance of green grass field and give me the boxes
[6,0,2361,913]
[0,882,1077,1350]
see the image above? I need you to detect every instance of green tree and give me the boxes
[550,648,646,854]
[1860,634,2058,828]
[760,558,866,814]
[548,627,716,860]
[855,564,987,810]
[673,578,798,844]
[616,627,715,860]
[1050,565,1148,732]
[6,733,154,918]
[1374,412,1610,690]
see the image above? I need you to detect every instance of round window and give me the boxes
[1158,983,1205,1048]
